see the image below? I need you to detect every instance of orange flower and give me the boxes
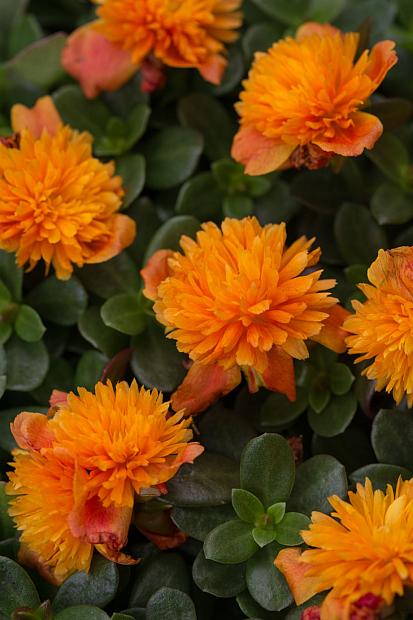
[345,247,413,407]
[0,97,136,279]
[275,478,413,620]
[141,217,348,414]
[48,380,203,508]
[7,379,202,582]
[62,0,242,98]
[232,22,397,175]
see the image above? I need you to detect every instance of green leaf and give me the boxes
[131,321,186,392]
[0,346,6,400]
[14,305,46,342]
[171,504,235,541]
[26,276,87,326]
[372,409,413,470]
[0,324,12,346]
[366,133,411,187]
[0,281,11,307]
[5,335,49,391]
[178,93,234,161]
[0,251,22,301]
[223,194,254,218]
[7,14,42,57]
[78,306,129,358]
[288,455,347,515]
[249,0,307,25]
[204,519,258,564]
[207,47,244,96]
[95,104,150,156]
[143,127,203,190]
[246,543,292,611]
[54,85,110,137]
[55,607,110,620]
[328,363,354,396]
[312,427,375,473]
[0,483,15,540]
[242,23,284,63]
[0,0,28,58]
[30,356,73,405]
[350,464,412,492]
[240,434,295,508]
[259,387,308,430]
[275,512,310,546]
[344,264,368,287]
[129,554,189,607]
[74,351,108,392]
[292,169,346,214]
[101,294,146,336]
[192,550,246,598]
[267,503,286,525]
[308,380,330,414]
[371,182,413,225]
[256,180,301,225]
[176,173,223,220]
[334,203,387,265]
[252,526,277,548]
[127,199,161,268]
[198,405,256,461]
[78,254,140,300]
[307,0,345,21]
[232,489,265,524]
[0,406,47,453]
[53,556,119,613]
[0,556,40,619]
[6,33,66,88]
[144,215,200,262]
[367,98,413,132]
[165,452,239,507]
[308,392,357,437]
[146,588,196,620]
[115,154,146,208]
[236,590,284,619]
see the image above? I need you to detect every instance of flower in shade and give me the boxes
[141,217,348,415]
[275,478,413,620]
[345,247,413,407]
[232,22,397,175]
[0,96,136,280]
[7,380,202,582]
[62,0,242,98]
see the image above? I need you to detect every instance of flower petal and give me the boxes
[171,362,242,415]
[11,412,54,452]
[86,214,136,265]
[296,22,340,40]
[231,126,295,175]
[141,249,174,301]
[262,346,296,401]
[313,111,383,157]
[365,40,398,87]
[11,96,62,138]
[275,548,321,606]
[198,54,227,85]
[95,544,140,565]
[311,304,350,353]
[49,390,69,408]
[61,26,136,99]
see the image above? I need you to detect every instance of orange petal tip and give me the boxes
[231,126,294,175]
[275,548,320,606]
[141,249,174,301]
[11,96,62,138]
[11,412,54,452]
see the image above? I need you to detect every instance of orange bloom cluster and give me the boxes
[276,478,413,620]
[345,247,413,407]
[232,22,397,175]
[142,217,348,414]
[62,0,242,98]
[7,380,202,582]
[0,97,135,279]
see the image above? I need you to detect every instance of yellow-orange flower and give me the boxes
[0,97,136,279]
[345,247,413,407]
[7,449,94,583]
[62,0,242,97]
[142,217,348,414]
[49,380,203,508]
[232,22,397,175]
[276,478,413,620]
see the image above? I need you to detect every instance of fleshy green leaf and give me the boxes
[175,173,223,220]
[5,335,49,391]
[6,33,66,88]
[350,464,412,492]
[288,455,347,515]
[0,556,40,618]
[372,409,413,470]
[0,483,15,540]
[275,512,310,546]
[129,554,189,608]
[101,294,146,336]
[14,305,46,342]
[144,215,200,262]
[192,550,246,598]
[171,505,235,542]
[78,306,129,358]
[146,588,196,620]
[246,543,292,612]
[308,392,357,437]
[232,489,265,524]
[328,363,354,396]
[204,519,258,564]
[334,203,388,265]
[26,276,87,326]
[116,154,146,208]
[55,607,110,620]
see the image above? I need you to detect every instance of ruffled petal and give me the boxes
[231,126,295,175]
[365,40,398,87]
[275,548,322,606]
[11,96,62,138]
[86,214,136,265]
[11,412,54,452]
[311,304,350,353]
[296,22,340,40]
[141,249,174,301]
[313,111,383,157]
[198,54,227,85]
[262,346,296,401]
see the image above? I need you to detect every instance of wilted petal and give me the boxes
[11,412,54,452]
[11,96,62,138]
[87,214,136,265]
[261,346,296,401]
[231,126,295,175]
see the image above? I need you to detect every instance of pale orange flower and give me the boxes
[141,217,348,414]
[276,478,413,620]
[232,22,397,175]
[62,0,242,98]
[0,97,136,279]
[7,380,202,582]
[345,247,413,407]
